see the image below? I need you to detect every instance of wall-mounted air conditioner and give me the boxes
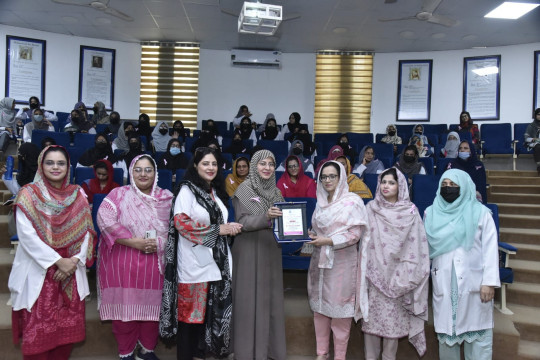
[231,49,282,69]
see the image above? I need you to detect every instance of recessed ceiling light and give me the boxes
[333,27,348,34]
[484,2,539,19]
[62,16,78,24]
[399,30,415,39]
[431,33,446,39]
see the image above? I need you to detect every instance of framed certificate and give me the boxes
[396,60,432,122]
[534,50,540,114]
[273,201,310,243]
[5,35,46,105]
[78,45,116,110]
[463,55,501,120]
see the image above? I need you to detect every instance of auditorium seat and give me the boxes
[513,123,533,155]
[480,123,514,156]
[31,129,70,148]
[411,174,441,215]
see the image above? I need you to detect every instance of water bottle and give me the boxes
[5,156,14,180]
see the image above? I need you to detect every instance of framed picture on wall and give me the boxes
[463,55,501,120]
[534,50,540,115]
[78,45,116,110]
[396,59,432,122]
[5,35,46,105]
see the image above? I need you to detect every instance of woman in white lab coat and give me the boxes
[424,169,500,360]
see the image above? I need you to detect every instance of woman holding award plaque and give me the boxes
[232,149,287,360]
[307,160,369,360]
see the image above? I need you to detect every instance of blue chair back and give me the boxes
[513,123,533,155]
[175,169,186,183]
[73,133,96,149]
[368,143,394,160]
[31,130,70,148]
[423,124,447,134]
[314,133,340,143]
[418,157,434,175]
[346,133,373,147]
[375,133,386,143]
[157,169,173,191]
[258,140,289,160]
[363,173,379,195]
[395,124,415,135]
[480,123,513,155]
[436,158,454,175]
[411,174,441,215]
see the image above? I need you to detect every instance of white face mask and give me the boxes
[458,151,470,160]
[33,115,44,122]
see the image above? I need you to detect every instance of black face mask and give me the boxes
[233,138,242,144]
[159,128,168,135]
[29,103,39,110]
[125,130,134,138]
[403,155,415,163]
[415,131,422,135]
[440,186,460,203]
[174,126,183,132]
[72,116,80,123]
[110,117,119,124]
[96,142,108,149]
[292,147,302,155]
[129,142,139,151]
[265,127,278,138]
[388,131,396,136]
[241,123,251,131]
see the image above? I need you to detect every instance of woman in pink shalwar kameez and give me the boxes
[97,154,173,360]
[307,160,370,360]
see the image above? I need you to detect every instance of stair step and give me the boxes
[490,184,540,194]
[508,243,540,262]
[489,193,540,205]
[500,214,540,229]
[498,203,540,216]
[488,176,540,186]
[487,170,538,177]
[500,228,540,245]
[511,259,540,283]
[506,282,540,307]
[517,340,540,360]
[508,304,540,343]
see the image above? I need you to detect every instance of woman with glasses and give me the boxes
[231,150,287,360]
[160,147,242,359]
[306,160,369,360]
[97,154,173,360]
[9,146,95,359]
[277,155,316,198]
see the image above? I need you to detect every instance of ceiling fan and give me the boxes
[51,0,133,22]
[379,0,458,27]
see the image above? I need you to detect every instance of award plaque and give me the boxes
[273,201,310,243]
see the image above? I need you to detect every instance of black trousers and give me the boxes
[177,322,205,360]
[534,144,540,163]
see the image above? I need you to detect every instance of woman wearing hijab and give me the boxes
[64,109,95,134]
[353,146,385,178]
[380,124,402,154]
[336,134,358,167]
[97,154,173,360]
[362,168,429,360]
[92,101,109,124]
[157,138,189,172]
[257,112,276,132]
[425,169,499,360]
[290,128,317,158]
[277,155,316,198]
[77,132,119,167]
[104,111,122,136]
[334,155,373,199]
[67,102,89,125]
[172,120,189,140]
[315,145,344,175]
[15,96,57,123]
[233,105,252,128]
[225,156,249,197]
[307,160,369,360]
[279,112,301,139]
[113,122,135,152]
[9,145,95,359]
[22,108,54,142]
[1,143,40,196]
[441,132,461,158]
[81,159,120,204]
[0,97,17,152]
[394,145,426,186]
[408,134,431,158]
[236,117,258,145]
[458,111,480,147]
[159,147,241,360]
[277,140,314,176]
[232,150,287,360]
[137,113,153,140]
[260,117,280,140]
[524,108,540,174]
[224,132,249,159]
[151,121,171,153]
[120,135,145,176]
[446,140,487,203]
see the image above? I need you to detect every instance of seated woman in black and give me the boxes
[446,139,487,203]
[224,132,249,159]
[207,138,231,171]
[260,118,279,140]
[78,132,119,167]
[337,134,358,167]
[157,138,189,172]
[172,120,189,141]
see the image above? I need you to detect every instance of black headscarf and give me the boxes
[157,138,189,171]
[137,113,152,139]
[238,117,254,140]
[224,136,248,158]
[78,132,118,166]
[260,118,279,140]
[17,143,40,187]
[122,135,144,169]
[287,112,301,133]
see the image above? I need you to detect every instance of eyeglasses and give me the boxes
[44,160,67,167]
[133,167,154,174]
[287,165,299,169]
[320,174,338,182]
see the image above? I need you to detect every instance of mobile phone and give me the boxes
[145,230,156,239]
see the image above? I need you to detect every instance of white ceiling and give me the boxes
[1,0,540,53]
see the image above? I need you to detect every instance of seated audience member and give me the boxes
[394,145,426,186]
[112,122,136,152]
[279,112,301,139]
[15,96,57,122]
[224,132,249,158]
[233,105,252,128]
[0,142,40,195]
[226,156,250,197]
[315,145,344,175]
[260,117,280,140]
[335,155,372,199]
[92,101,109,124]
[447,140,487,202]
[412,124,433,149]
[276,140,314,176]
[118,134,144,179]
[78,132,120,167]
[380,124,402,154]
[458,111,480,149]
[103,111,121,136]
[67,101,89,125]
[289,127,317,158]
[204,119,222,144]
[258,113,276,132]
[236,117,257,145]
[441,132,460,158]
[524,108,540,175]
[41,136,56,149]
[207,138,231,170]
[353,145,385,178]
[157,138,188,172]
[0,97,17,152]
[81,159,120,204]
[172,120,189,141]
[151,121,171,153]
[23,108,55,142]
[409,134,431,157]
[64,109,96,134]
[337,134,358,167]
[277,155,316,198]
[136,113,152,141]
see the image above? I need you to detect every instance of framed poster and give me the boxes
[273,201,310,243]
[463,55,501,120]
[5,35,46,105]
[534,50,540,115]
[396,60,432,122]
[78,45,115,110]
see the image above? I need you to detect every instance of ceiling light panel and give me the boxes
[484,2,539,19]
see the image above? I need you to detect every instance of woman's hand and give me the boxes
[53,258,77,282]
[266,206,283,220]
[480,285,495,303]
[307,234,333,247]
[140,237,158,254]
[219,222,243,236]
